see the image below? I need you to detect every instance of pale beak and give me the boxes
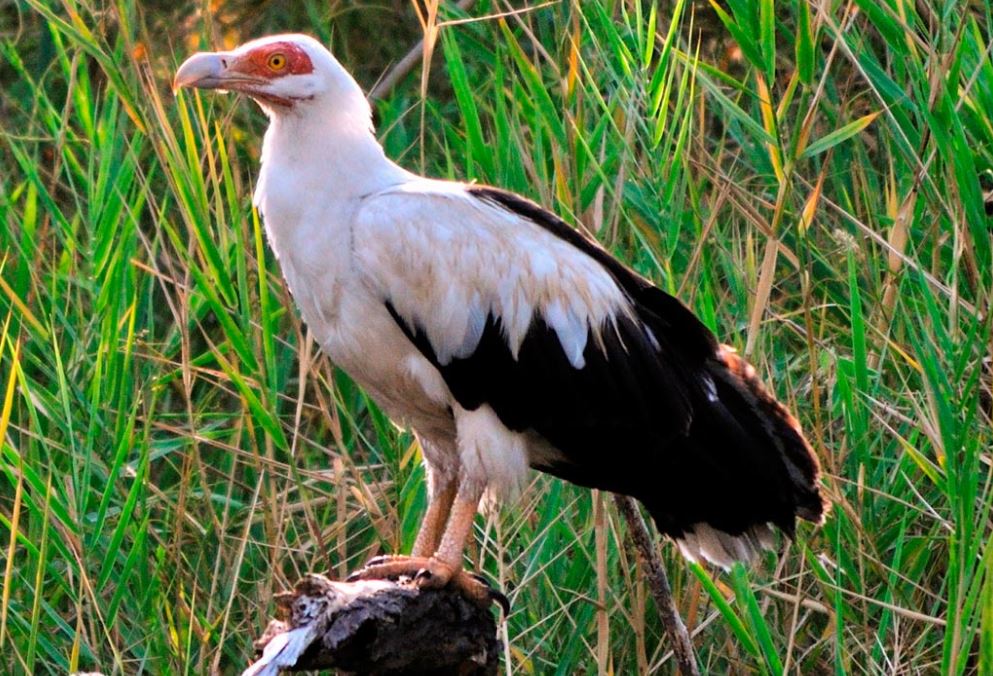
[174,52,225,92]
[173,51,260,93]
[172,52,292,106]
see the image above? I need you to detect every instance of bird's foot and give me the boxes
[346,555,509,614]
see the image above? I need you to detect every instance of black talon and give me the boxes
[466,572,511,615]
[345,571,363,582]
[466,571,490,586]
[414,567,433,582]
[364,555,390,567]
[490,588,511,616]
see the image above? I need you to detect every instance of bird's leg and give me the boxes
[349,479,480,579]
[347,479,505,610]
[416,479,483,582]
[358,475,455,568]
[412,478,457,557]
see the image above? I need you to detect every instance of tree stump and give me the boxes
[243,574,500,676]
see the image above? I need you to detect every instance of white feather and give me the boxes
[455,404,529,499]
[455,297,487,360]
[676,523,775,570]
[544,299,588,368]
[402,354,449,406]
[702,374,719,402]
[353,180,629,369]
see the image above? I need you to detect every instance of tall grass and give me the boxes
[1,0,991,673]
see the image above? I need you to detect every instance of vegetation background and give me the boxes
[1,0,991,673]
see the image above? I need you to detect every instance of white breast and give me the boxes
[255,131,456,446]
[260,207,455,441]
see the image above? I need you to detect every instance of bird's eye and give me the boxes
[267,53,287,71]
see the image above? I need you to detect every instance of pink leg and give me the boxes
[348,479,505,610]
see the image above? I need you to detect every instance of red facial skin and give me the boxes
[229,42,314,106]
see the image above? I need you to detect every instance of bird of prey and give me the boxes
[174,34,827,607]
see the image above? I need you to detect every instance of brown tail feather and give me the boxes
[714,345,829,524]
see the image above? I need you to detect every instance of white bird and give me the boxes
[174,34,827,607]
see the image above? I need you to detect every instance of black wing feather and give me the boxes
[387,185,826,540]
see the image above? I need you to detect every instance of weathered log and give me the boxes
[243,574,500,676]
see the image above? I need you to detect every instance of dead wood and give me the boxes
[243,574,499,676]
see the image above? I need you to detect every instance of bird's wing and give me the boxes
[352,180,824,561]
[353,179,700,435]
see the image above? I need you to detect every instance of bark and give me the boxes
[614,495,701,676]
[243,574,499,676]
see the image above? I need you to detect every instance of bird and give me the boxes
[174,34,827,607]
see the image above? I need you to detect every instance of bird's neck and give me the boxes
[253,102,412,274]
[253,104,410,330]
[258,106,409,202]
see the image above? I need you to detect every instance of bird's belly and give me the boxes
[277,245,550,493]
[314,284,456,438]
[257,173,457,451]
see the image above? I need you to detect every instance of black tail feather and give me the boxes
[637,345,827,567]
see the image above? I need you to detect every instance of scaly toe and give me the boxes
[346,557,509,614]
[345,555,434,583]
[409,558,455,589]
[420,565,509,613]
[362,554,399,568]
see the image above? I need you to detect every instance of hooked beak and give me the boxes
[173,51,265,94]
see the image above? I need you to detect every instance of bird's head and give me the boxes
[173,34,363,116]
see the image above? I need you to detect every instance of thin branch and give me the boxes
[614,495,700,676]
[369,0,478,100]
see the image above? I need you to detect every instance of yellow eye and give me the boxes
[267,53,287,71]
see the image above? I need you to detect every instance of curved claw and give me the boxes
[490,589,511,616]
[465,571,490,585]
[344,556,509,614]
[465,571,511,616]
[363,554,393,568]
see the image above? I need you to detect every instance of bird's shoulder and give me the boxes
[351,178,715,351]
[352,180,660,308]
[351,179,634,367]
[351,178,631,301]
[353,178,581,250]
